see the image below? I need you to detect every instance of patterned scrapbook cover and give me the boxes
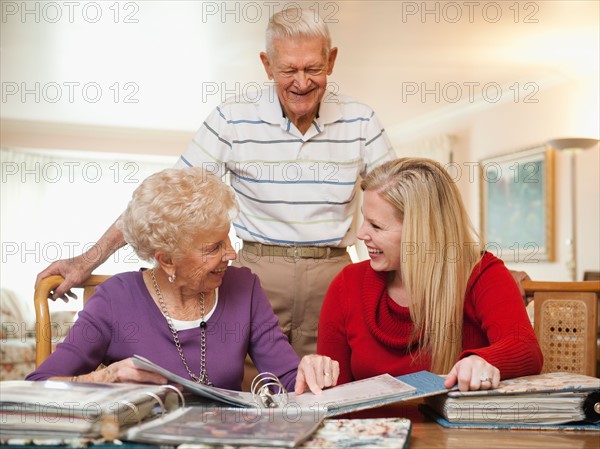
[299,417,412,448]
[424,371,600,429]
[446,372,600,398]
[421,405,600,431]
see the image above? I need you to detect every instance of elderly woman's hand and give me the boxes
[71,358,169,384]
[294,354,340,395]
[444,355,500,392]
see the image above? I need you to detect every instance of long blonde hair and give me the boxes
[361,158,482,373]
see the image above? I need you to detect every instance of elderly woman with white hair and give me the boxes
[27,167,339,395]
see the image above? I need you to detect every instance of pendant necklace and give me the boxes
[151,269,211,385]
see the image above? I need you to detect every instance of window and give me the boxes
[1,147,175,314]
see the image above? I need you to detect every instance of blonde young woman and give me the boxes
[317,158,543,391]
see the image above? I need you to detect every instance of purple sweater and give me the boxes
[27,267,300,391]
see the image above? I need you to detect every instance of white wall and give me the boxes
[387,76,600,281]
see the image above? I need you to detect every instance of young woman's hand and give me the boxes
[444,355,500,391]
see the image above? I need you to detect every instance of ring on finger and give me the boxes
[480,374,491,383]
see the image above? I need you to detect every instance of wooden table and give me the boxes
[409,420,598,449]
[343,400,600,449]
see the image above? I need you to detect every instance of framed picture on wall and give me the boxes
[479,145,555,262]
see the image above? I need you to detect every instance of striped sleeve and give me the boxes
[175,105,232,178]
[362,110,396,177]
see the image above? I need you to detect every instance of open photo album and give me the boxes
[131,354,427,416]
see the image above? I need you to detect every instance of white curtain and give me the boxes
[0,148,174,317]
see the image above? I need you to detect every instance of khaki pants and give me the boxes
[233,248,351,390]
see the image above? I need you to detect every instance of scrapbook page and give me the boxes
[132,355,427,416]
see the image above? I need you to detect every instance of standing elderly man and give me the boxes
[37,8,396,360]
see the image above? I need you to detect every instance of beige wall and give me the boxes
[1,120,191,156]
[387,76,600,281]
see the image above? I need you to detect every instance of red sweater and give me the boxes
[317,252,543,384]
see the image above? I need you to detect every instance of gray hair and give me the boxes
[266,7,332,58]
[118,167,238,262]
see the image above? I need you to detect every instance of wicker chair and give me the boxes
[522,280,600,377]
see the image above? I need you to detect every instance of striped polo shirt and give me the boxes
[176,85,396,248]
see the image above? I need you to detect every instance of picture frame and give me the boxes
[479,145,555,262]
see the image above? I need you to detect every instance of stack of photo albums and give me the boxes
[423,371,600,430]
[1,356,598,447]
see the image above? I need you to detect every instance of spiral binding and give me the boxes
[250,372,289,408]
[163,384,186,410]
[99,386,185,439]
[100,400,140,440]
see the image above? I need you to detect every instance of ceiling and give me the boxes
[1,1,599,140]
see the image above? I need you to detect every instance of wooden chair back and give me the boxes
[522,280,600,377]
[34,274,111,367]
[584,271,600,281]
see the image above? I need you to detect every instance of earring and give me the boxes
[168,274,176,283]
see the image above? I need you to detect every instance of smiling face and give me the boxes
[260,36,337,132]
[171,227,236,295]
[357,190,403,273]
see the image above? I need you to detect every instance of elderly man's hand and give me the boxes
[294,354,340,395]
[36,221,126,301]
[35,255,96,302]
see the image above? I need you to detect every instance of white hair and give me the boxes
[266,7,332,58]
[119,167,238,263]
